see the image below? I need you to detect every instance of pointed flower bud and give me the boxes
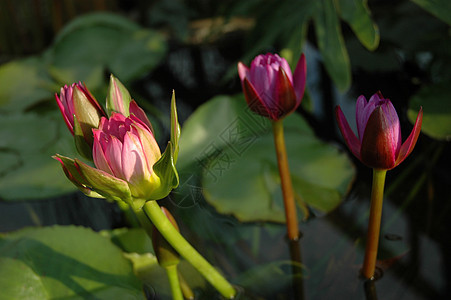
[107,74,132,116]
[92,112,163,200]
[238,53,306,121]
[54,93,180,205]
[55,82,106,158]
[151,206,181,267]
[335,92,423,170]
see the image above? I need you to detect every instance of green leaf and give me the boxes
[103,228,206,298]
[410,0,451,25]
[314,0,351,91]
[0,57,53,112]
[49,13,167,85]
[407,82,451,140]
[0,226,144,299]
[178,95,355,223]
[0,112,79,201]
[102,228,154,255]
[336,0,380,50]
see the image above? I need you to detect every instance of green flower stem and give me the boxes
[179,272,195,300]
[272,120,300,240]
[362,169,387,279]
[117,201,140,227]
[165,265,183,300]
[132,202,155,239]
[143,200,236,299]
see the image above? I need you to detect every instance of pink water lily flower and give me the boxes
[91,112,162,199]
[55,82,106,138]
[238,53,306,121]
[335,92,423,170]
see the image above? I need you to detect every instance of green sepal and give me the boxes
[53,154,104,198]
[170,90,180,163]
[107,74,132,116]
[72,87,103,146]
[73,115,93,160]
[148,142,179,201]
[75,158,133,204]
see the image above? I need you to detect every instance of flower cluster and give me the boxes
[54,75,179,206]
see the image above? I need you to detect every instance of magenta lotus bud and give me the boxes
[92,112,162,200]
[238,53,306,121]
[55,82,106,158]
[335,92,423,170]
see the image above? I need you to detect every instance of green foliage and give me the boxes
[314,0,352,92]
[0,13,167,201]
[408,82,451,140]
[0,58,54,112]
[410,0,451,25]
[49,13,167,88]
[0,112,79,201]
[238,0,380,92]
[0,226,144,299]
[177,94,355,222]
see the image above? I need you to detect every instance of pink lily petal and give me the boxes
[379,100,402,158]
[361,106,397,169]
[292,53,306,101]
[132,123,161,170]
[242,78,273,119]
[395,107,423,166]
[278,55,293,83]
[121,132,148,183]
[92,130,114,175]
[129,100,154,133]
[355,95,368,141]
[275,67,297,119]
[237,62,249,82]
[335,106,361,160]
[105,135,124,179]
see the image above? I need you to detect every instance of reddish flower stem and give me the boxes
[272,120,300,241]
[362,169,387,279]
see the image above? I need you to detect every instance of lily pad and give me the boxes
[49,13,167,86]
[0,57,53,112]
[0,112,79,201]
[177,95,355,223]
[0,226,144,299]
[407,82,451,141]
[103,227,206,298]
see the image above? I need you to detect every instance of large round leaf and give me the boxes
[407,82,451,141]
[177,95,355,223]
[0,112,79,201]
[0,226,144,299]
[49,13,167,85]
[0,57,53,112]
